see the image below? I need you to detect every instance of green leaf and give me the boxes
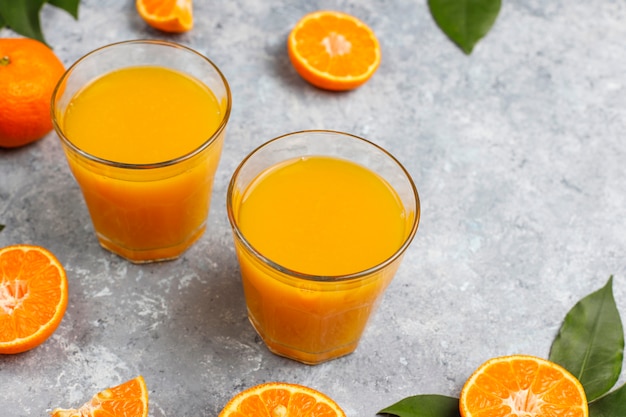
[0,0,47,44]
[549,277,624,401]
[48,0,79,19]
[428,0,501,54]
[378,394,460,417]
[589,383,626,417]
[0,0,80,45]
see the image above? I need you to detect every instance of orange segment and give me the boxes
[0,244,68,354]
[136,0,193,33]
[287,10,381,91]
[460,355,588,417]
[50,375,149,417]
[219,382,347,417]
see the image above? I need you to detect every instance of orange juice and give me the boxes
[231,155,416,363]
[56,63,228,262]
[63,66,224,164]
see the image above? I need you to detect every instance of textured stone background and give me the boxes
[1,1,625,416]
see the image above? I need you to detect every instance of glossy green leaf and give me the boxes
[48,0,79,19]
[378,394,460,417]
[589,383,626,417]
[428,0,501,54]
[0,0,80,45]
[549,277,624,401]
[0,0,47,43]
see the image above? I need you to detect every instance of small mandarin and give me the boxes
[219,382,347,417]
[0,244,68,354]
[459,354,588,417]
[50,376,149,417]
[288,10,381,91]
[0,38,65,148]
[136,0,193,33]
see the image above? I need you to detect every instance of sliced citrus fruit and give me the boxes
[287,10,381,91]
[460,354,588,417]
[219,382,347,417]
[0,244,68,354]
[136,0,193,33]
[50,375,149,417]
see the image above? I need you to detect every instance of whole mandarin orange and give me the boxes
[0,38,65,148]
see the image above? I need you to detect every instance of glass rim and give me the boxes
[226,129,421,282]
[50,39,232,170]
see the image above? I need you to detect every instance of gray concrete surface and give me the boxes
[1,0,626,416]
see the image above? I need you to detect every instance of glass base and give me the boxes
[96,225,205,263]
[248,315,358,365]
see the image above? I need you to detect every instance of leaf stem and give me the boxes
[0,56,10,66]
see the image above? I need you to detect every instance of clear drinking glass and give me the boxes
[52,40,231,263]
[227,130,420,364]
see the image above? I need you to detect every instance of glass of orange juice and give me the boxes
[51,40,231,263]
[227,130,420,364]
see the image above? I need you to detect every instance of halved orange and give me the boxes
[136,0,193,33]
[50,375,149,417]
[218,382,347,417]
[287,10,381,91]
[0,244,68,354]
[460,354,588,417]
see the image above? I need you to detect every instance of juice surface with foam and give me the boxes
[232,155,412,363]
